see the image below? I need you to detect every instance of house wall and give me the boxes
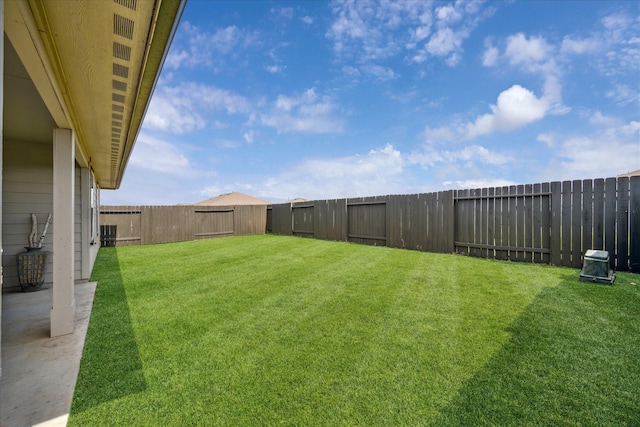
[2,139,91,291]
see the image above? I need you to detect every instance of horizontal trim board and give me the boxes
[195,209,234,213]
[347,201,387,206]
[115,237,141,241]
[292,204,315,209]
[348,233,386,241]
[454,192,551,201]
[194,231,234,237]
[454,241,551,254]
[292,230,314,234]
[101,210,142,214]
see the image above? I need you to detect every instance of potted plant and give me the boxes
[16,213,52,292]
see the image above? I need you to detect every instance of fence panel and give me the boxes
[292,203,314,237]
[100,207,142,246]
[194,208,234,239]
[347,198,386,246]
[270,203,293,235]
[235,205,267,236]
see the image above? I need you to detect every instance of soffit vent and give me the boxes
[113,42,131,61]
[112,79,128,92]
[114,0,137,11]
[114,14,134,40]
[113,63,129,79]
[112,93,126,103]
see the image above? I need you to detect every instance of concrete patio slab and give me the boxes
[1,282,96,427]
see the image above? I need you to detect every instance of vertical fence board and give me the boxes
[487,187,495,259]
[456,189,469,255]
[471,189,480,257]
[616,177,629,271]
[533,183,542,262]
[550,182,561,266]
[630,176,640,273]
[571,180,583,268]
[508,185,517,261]
[480,188,488,258]
[593,179,605,250]
[524,184,533,262]
[427,192,436,252]
[581,179,593,254]
[516,185,525,262]
[495,187,509,260]
[438,191,450,253]
[561,181,572,267]
[541,182,551,264]
[604,178,617,270]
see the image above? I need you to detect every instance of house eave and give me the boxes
[4,0,185,189]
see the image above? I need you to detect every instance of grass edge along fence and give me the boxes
[268,176,639,273]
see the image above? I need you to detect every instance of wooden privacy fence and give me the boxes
[267,176,640,272]
[100,205,267,246]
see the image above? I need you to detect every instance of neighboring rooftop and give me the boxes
[195,192,271,206]
[618,169,640,178]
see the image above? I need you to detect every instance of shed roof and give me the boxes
[195,192,272,206]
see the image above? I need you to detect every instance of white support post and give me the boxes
[51,128,75,337]
[80,167,91,280]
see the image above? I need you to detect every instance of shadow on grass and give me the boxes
[432,272,640,426]
[70,248,146,415]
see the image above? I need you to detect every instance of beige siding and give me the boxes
[2,139,85,290]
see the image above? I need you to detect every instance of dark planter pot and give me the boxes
[16,248,50,292]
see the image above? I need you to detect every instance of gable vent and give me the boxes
[113,42,131,61]
[114,14,134,40]
[114,0,137,11]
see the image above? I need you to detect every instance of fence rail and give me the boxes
[267,176,639,272]
[100,205,267,246]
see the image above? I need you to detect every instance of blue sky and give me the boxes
[102,0,640,205]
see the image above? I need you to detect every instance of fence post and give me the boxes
[630,176,640,273]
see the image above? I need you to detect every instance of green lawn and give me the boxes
[69,234,639,426]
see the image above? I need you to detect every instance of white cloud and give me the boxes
[261,144,405,200]
[265,64,286,74]
[144,91,206,134]
[537,133,555,147]
[144,83,252,134]
[543,121,640,181]
[606,84,640,106]
[442,178,516,189]
[482,40,498,66]
[560,36,601,55]
[327,1,493,71]
[589,111,620,126]
[165,22,260,70]
[409,144,512,168]
[301,16,314,24]
[261,88,345,134]
[505,33,552,68]
[466,85,549,138]
[129,134,196,177]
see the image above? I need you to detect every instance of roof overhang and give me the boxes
[4,0,185,189]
